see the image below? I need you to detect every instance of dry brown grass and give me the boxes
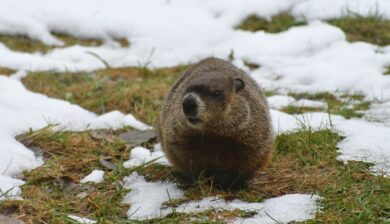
[0,127,133,223]
[1,124,389,223]
[286,92,370,119]
[0,67,15,76]
[0,33,129,53]
[139,129,390,223]
[22,66,187,124]
[237,13,306,33]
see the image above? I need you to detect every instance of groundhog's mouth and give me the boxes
[188,117,202,125]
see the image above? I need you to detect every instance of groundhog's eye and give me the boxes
[210,90,222,98]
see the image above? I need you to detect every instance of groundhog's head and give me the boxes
[181,71,245,130]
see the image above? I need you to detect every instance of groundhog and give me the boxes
[157,57,273,188]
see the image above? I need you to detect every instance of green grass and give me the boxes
[237,13,306,33]
[281,105,323,115]
[238,12,390,46]
[0,33,129,53]
[276,129,390,223]
[0,67,15,76]
[22,66,187,124]
[0,126,160,223]
[328,14,390,46]
[2,124,389,223]
[385,66,390,75]
[284,92,370,119]
[0,34,53,53]
[1,127,131,223]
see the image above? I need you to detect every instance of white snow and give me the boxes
[292,0,390,20]
[0,75,149,198]
[86,111,151,131]
[80,170,105,184]
[0,0,390,222]
[294,99,327,108]
[0,1,389,102]
[122,172,184,220]
[123,146,170,168]
[167,194,321,224]
[365,101,390,126]
[270,110,344,134]
[336,119,390,177]
[268,95,297,109]
[9,70,28,80]
[122,172,320,223]
[271,110,390,176]
[68,215,97,224]
[0,175,24,200]
[268,95,327,109]
[0,0,389,102]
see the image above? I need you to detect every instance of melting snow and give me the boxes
[123,146,169,168]
[268,95,327,110]
[271,110,390,176]
[122,172,321,223]
[0,75,149,196]
[68,215,97,224]
[122,172,184,220]
[168,194,321,224]
[0,0,390,222]
[80,170,105,184]
[0,175,24,200]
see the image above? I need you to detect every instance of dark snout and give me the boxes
[182,94,198,117]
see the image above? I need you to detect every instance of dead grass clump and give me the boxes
[0,33,104,53]
[328,14,390,46]
[237,13,306,33]
[0,67,15,76]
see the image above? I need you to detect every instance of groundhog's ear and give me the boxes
[234,78,245,92]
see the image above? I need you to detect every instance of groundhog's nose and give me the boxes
[182,95,198,117]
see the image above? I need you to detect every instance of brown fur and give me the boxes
[156,57,273,188]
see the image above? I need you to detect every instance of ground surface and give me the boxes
[0,1,390,223]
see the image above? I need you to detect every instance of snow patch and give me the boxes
[9,70,28,80]
[365,101,390,126]
[0,75,148,198]
[271,110,390,176]
[0,175,24,200]
[68,215,97,224]
[87,111,151,131]
[336,119,390,177]
[1,1,390,102]
[292,0,390,20]
[270,110,343,134]
[122,172,320,222]
[167,194,321,224]
[123,146,169,168]
[80,170,105,184]
[122,172,184,220]
[268,95,326,109]
[268,95,296,109]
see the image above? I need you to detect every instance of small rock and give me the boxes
[99,158,116,170]
[74,184,96,193]
[118,130,155,147]
[53,176,78,190]
[76,191,89,199]
[90,130,119,142]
